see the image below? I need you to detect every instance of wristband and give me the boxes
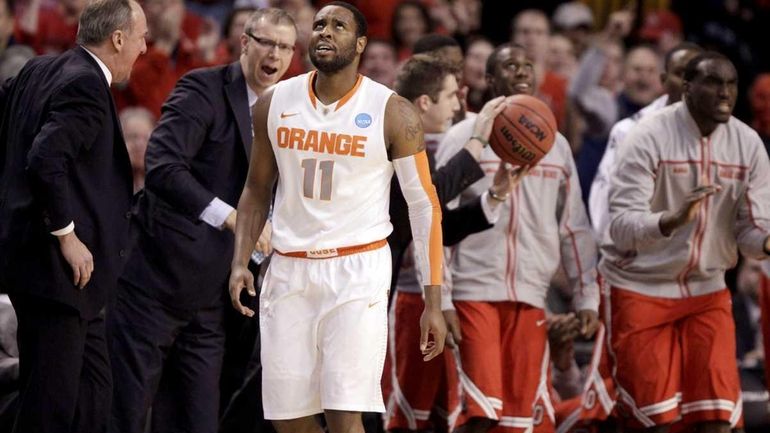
[470,135,489,147]
[488,188,508,202]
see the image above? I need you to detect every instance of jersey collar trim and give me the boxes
[306,70,364,112]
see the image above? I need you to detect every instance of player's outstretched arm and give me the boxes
[229,89,278,317]
[385,94,447,361]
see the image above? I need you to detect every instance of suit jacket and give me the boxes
[120,62,251,311]
[388,148,492,290]
[0,47,133,319]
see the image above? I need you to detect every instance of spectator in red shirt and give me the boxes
[547,34,578,81]
[14,0,85,54]
[511,9,567,128]
[113,0,228,116]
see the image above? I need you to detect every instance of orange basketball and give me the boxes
[488,94,557,166]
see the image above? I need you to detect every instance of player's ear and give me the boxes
[414,95,431,113]
[112,29,124,53]
[485,72,495,94]
[682,80,691,99]
[240,33,249,55]
[356,35,367,54]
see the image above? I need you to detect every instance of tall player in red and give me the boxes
[600,52,770,433]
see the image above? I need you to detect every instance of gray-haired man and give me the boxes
[0,0,147,432]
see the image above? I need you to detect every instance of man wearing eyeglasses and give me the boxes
[107,8,297,433]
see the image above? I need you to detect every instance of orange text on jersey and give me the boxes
[276,127,366,158]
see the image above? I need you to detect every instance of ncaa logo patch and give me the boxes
[355,113,372,128]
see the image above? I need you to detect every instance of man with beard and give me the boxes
[600,52,770,433]
[228,2,447,433]
[435,43,600,433]
[107,8,295,433]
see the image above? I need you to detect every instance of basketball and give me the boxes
[489,95,557,166]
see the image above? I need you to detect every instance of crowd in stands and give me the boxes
[1,0,768,148]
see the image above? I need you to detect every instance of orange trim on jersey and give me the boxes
[307,70,318,109]
[275,239,387,259]
[306,71,363,112]
[334,74,364,111]
[414,151,443,285]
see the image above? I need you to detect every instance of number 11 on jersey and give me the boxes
[301,158,335,200]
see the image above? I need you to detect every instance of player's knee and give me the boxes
[271,417,323,433]
[324,410,364,433]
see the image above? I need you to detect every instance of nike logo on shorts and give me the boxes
[536,319,547,327]
[368,300,382,308]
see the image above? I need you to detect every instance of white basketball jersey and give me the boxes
[267,71,395,253]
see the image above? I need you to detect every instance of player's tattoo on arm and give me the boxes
[396,98,424,151]
[387,95,426,159]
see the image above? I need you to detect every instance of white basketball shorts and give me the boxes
[259,244,391,420]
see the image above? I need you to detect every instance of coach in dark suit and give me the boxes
[107,8,297,433]
[0,0,147,432]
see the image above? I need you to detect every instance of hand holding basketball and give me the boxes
[489,94,557,167]
[472,95,510,142]
[490,161,531,200]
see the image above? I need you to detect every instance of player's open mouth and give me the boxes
[315,44,334,53]
[514,83,530,92]
[717,102,731,114]
[261,65,278,75]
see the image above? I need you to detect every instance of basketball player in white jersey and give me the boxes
[228,2,447,433]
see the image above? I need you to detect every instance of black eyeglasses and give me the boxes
[245,32,295,54]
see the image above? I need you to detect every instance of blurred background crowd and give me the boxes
[2,0,770,198]
[1,0,770,431]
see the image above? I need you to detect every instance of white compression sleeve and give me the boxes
[393,151,443,287]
